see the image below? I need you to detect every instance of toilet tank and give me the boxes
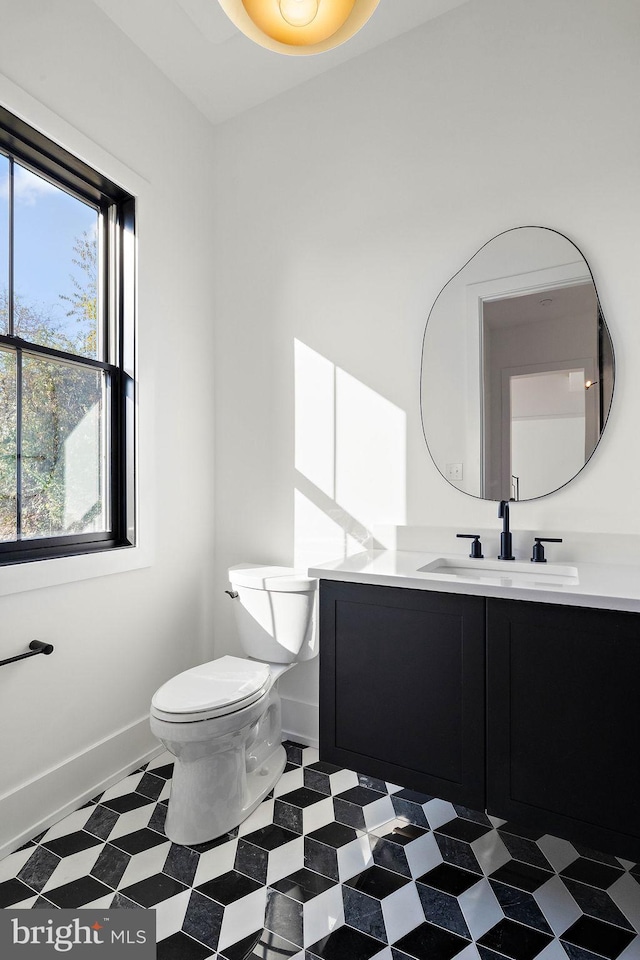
[228,565,318,664]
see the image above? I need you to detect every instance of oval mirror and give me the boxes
[421,227,614,501]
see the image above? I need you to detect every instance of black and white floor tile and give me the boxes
[1,742,640,959]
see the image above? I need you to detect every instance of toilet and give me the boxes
[150,564,318,845]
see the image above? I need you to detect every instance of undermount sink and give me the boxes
[417,556,579,587]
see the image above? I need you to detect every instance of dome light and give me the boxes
[218,0,381,55]
[279,0,320,27]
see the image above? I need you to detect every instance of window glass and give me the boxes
[21,356,106,539]
[0,348,16,540]
[0,106,134,565]
[13,164,99,359]
[0,154,8,335]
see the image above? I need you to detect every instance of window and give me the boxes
[0,107,135,564]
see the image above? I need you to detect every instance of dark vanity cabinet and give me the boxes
[318,580,485,809]
[487,598,640,860]
[319,580,640,861]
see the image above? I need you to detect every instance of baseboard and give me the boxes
[0,716,162,860]
[281,697,319,750]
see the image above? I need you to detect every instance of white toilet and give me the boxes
[150,564,318,845]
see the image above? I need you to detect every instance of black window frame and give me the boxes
[0,105,135,565]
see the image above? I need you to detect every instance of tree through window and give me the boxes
[0,108,135,563]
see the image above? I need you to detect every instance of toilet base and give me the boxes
[164,741,286,846]
[237,742,287,825]
[154,685,288,847]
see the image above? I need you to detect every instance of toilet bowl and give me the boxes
[150,565,317,845]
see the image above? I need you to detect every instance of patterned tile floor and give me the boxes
[1,741,640,959]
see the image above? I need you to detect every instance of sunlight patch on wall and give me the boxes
[294,339,335,497]
[294,488,364,572]
[335,367,406,526]
[294,339,406,567]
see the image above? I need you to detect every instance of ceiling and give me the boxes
[91,0,470,125]
[484,283,598,331]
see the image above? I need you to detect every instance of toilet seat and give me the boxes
[151,655,271,723]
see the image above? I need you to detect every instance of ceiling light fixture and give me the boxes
[218,0,382,55]
[279,0,319,27]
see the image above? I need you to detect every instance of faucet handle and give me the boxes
[531,537,563,563]
[457,534,484,558]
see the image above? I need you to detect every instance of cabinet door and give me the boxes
[319,580,485,809]
[487,598,640,860]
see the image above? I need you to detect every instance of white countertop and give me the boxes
[308,550,640,614]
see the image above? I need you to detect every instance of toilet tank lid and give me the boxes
[152,655,271,715]
[229,564,318,592]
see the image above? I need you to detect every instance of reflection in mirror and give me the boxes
[421,227,614,501]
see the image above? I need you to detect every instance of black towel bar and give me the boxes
[0,640,54,668]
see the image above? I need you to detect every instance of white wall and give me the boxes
[0,0,218,853]
[212,0,640,741]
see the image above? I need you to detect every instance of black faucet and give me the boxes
[498,500,515,560]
